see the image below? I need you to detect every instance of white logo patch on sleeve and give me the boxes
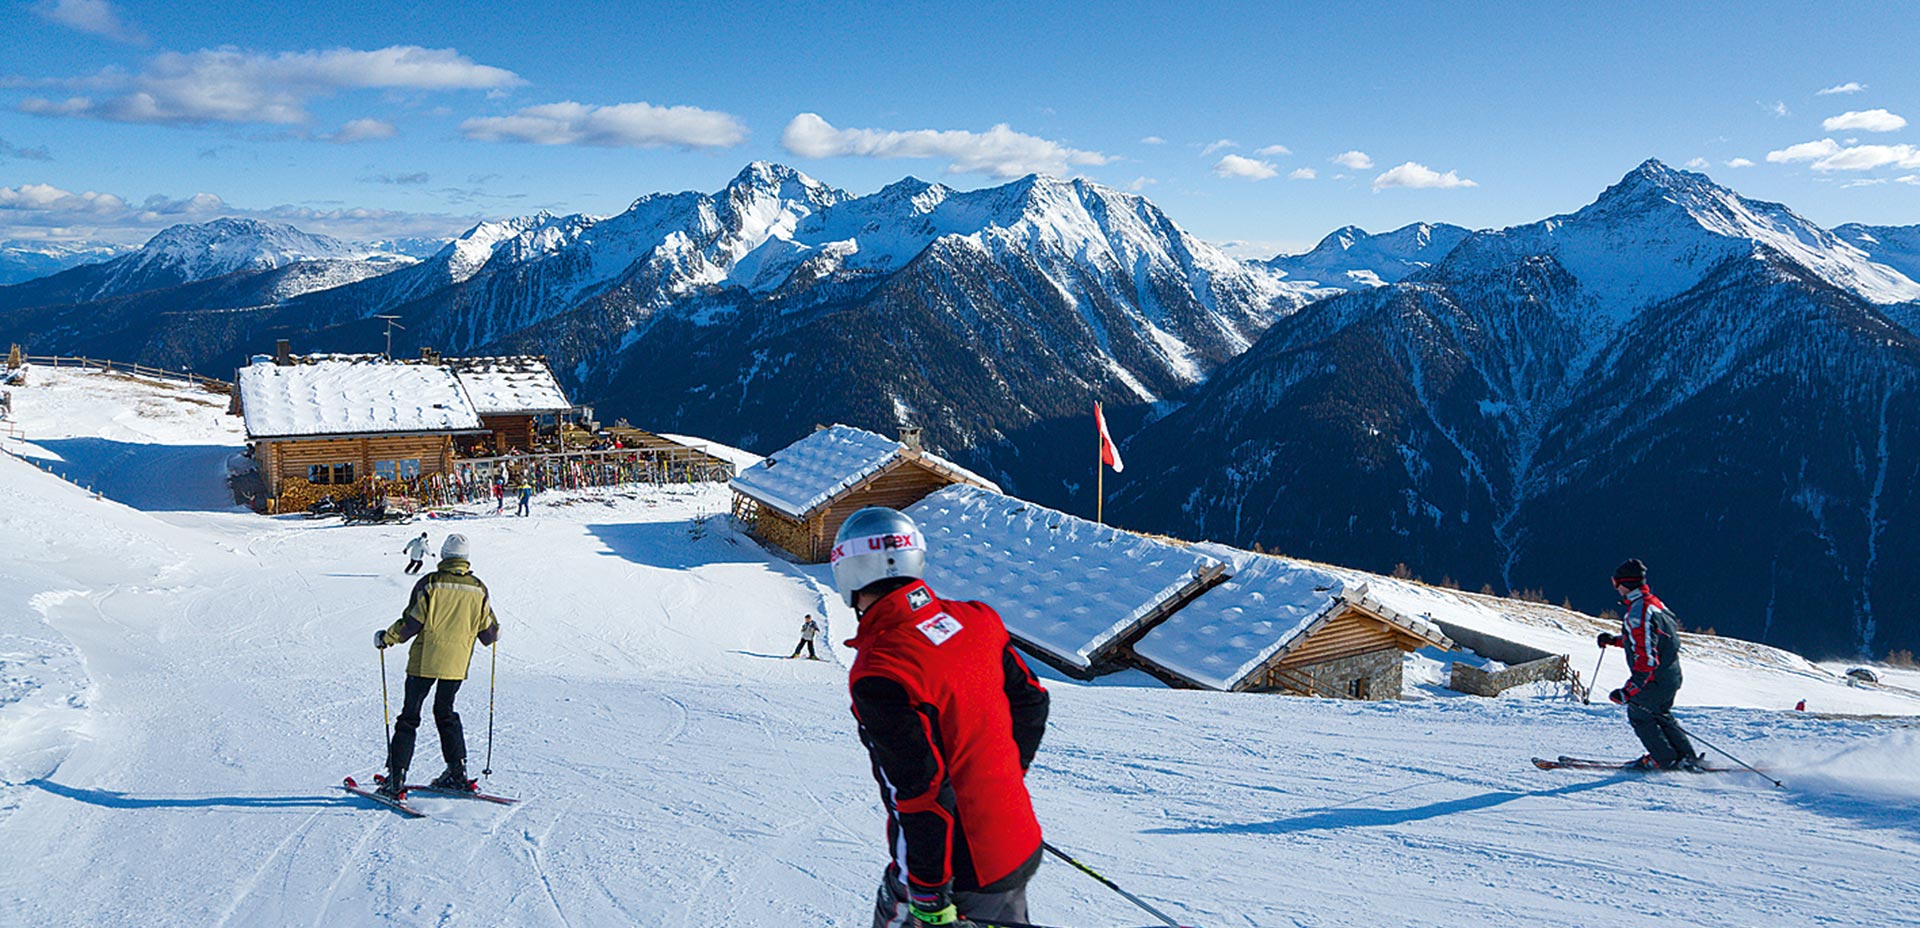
[906,587,933,611]
[916,612,963,646]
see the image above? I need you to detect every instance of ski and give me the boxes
[1532,755,1753,774]
[341,776,427,817]
[403,783,520,805]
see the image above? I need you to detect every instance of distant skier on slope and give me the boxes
[400,532,429,575]
[788,614,820,660]
[373,532,500,797]
[1596,558,1702,771]
[515,477,533,517]
[833,507,1051,927]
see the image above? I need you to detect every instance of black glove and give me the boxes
[1596,632,1618,648]
[906,882,957,925]
[374,628,391,649]
[1608,688,1627,705]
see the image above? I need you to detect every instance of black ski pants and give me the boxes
[404,558,423,574]
[790,638,817,659]
[387,675,465,776]
[1626,668,1696,765]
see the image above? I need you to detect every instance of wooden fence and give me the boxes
[16,354,232,393]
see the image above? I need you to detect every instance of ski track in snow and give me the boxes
[2,370,1920,927]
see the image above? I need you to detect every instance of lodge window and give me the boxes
[1347,677,1370,700]
[308,462,355,485]
[375,458,421,480]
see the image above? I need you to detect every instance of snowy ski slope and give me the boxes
[1,368,1917,928]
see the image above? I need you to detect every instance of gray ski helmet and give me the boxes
[829,507,927,606]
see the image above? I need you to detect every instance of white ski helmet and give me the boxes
[440,533,471,560]
[830,507,927,606]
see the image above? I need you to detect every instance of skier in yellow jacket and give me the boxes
[373,533,499,797]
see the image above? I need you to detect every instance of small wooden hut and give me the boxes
[444,355,572,456]
[1132,544,1453,700]
[729,425,1000,563]
[234,356,485,510]
[905,485,1229,678]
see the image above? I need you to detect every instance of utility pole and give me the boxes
[374,315,405,360]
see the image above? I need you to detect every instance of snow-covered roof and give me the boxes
[237,359,483,439]
[1133,544,1452,691]
[905,485,1223,671]
[729,424,999,520]
[445,356,572,415]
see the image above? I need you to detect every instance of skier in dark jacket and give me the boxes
[373,533,500,797]
[1596,558,1701,770]
[833,506,1051,928]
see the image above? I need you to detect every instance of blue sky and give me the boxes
[1,0,1915,253]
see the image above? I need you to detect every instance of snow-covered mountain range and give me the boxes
[0,239,134,286]
[1117,160,1920,659]
[0,218,412,311]
[1265,222,1472,288]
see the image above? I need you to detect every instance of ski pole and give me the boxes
[1677,722,1784,788]
[1582,650,1605,705]
[379,645,392,751]
[1042,841,1183,928]
[483,632,497,778]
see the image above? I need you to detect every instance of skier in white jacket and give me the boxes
[401,533,430,575]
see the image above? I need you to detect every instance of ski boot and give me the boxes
[430,765,476,792]
[374,769,407,799]
[1627,754,1660,771]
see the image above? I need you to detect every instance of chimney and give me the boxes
[899,425,923,451]
[419,347,440,364]
[274,340,291,366]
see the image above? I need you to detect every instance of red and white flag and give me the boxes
[1095,402,1124,473]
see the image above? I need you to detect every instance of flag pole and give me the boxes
[1095,402,1104,524]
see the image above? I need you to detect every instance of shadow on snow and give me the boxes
[30,778,341,811]
[1143,778,1619,836]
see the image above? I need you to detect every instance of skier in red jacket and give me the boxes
[1596,558,1701,770]
[832,506,1051,928]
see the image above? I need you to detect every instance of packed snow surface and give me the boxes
[236,359,483,439]
[2,371,1919,928]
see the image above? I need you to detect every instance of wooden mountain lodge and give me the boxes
[442,354,573,456]
[234,353,485,510]
[728,424,1001,563]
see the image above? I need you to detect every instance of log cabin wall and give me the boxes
[803,462,958,561]
[257,434,454,501]
[478,414,536,454]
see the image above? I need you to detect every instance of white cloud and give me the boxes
[1767,100,1791,117]
[325,118,396,143]
[1371,161,1477,191]
[1288,167,1316,180]
[1817,82,1866,95]
[1255,144,1291,157]
[1822,109,1908,133]
[1842,178,1888,188]
[1331,150,1373,170]
[1767,137,1920,172]
[779,113,1107,178]
[464,101,746,149]
[1766,138,1843,163]
[1200,139,1236,156]
[1684,157,1710,169]
[31,0,146,45]
[16,46,520,127]
[1724,157,1755,168]
[1212,154,1278,180]
[1127,176,1157,191]
[0,180,478,243]
[1139,136,1165,145]
[1898,175,1920,186]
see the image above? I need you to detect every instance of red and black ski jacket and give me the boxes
[1618,586,1681,699]
[847,579,1049,894]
